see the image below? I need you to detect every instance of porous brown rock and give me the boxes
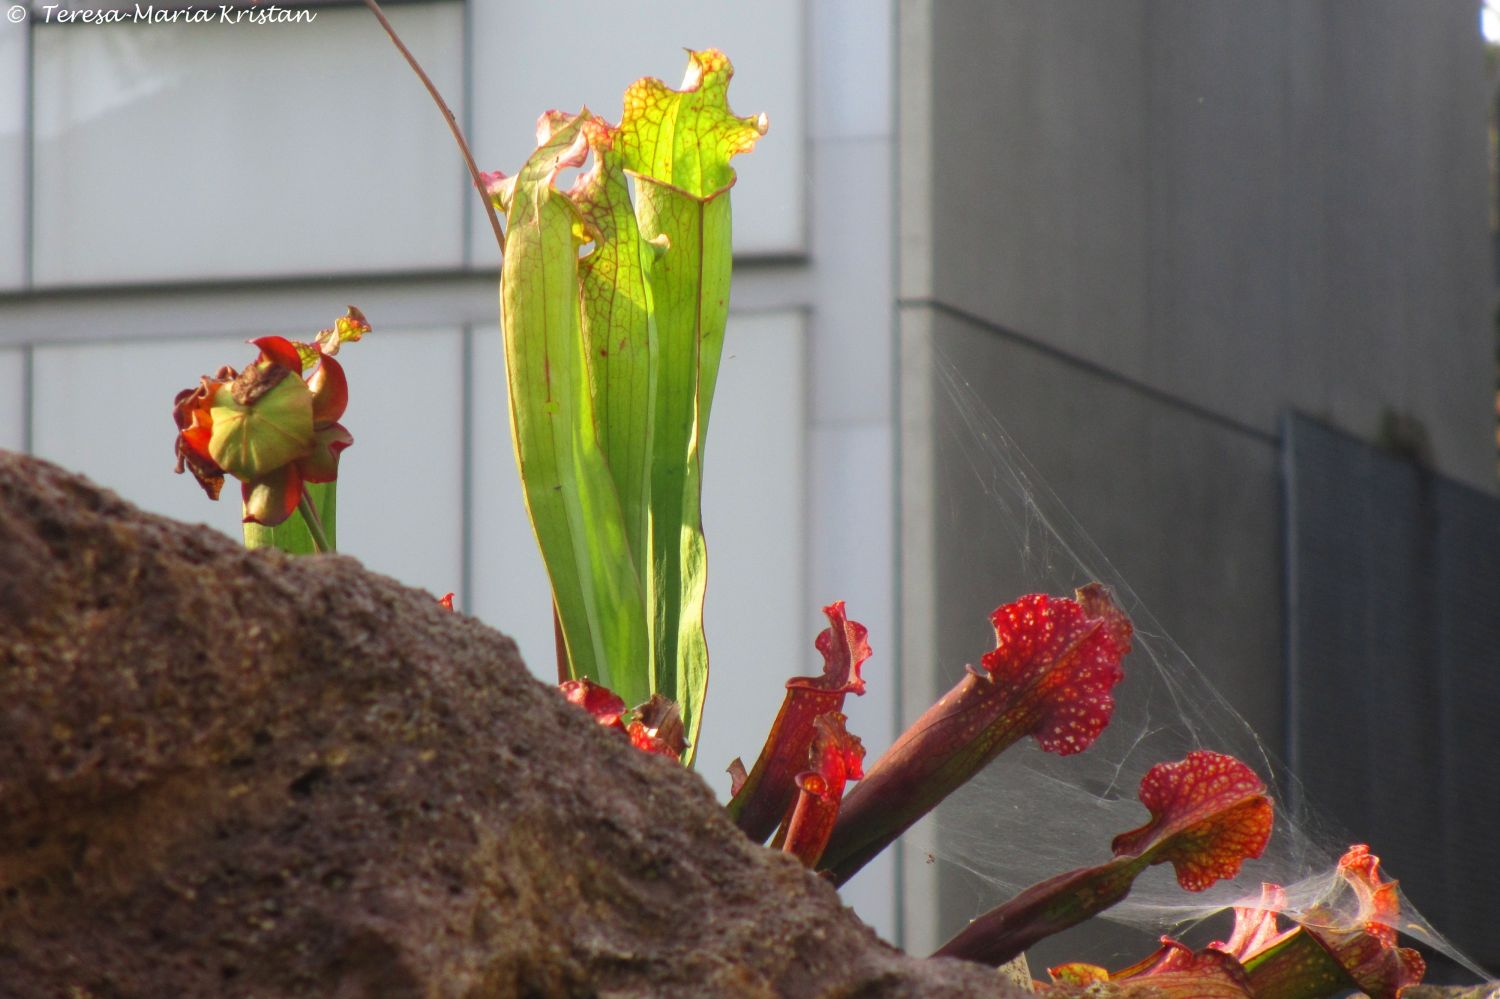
[0,452,1023,998]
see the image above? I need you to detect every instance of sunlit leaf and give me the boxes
[501,112,650,707]
[614,49,767,757]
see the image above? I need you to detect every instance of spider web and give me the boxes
[921,353,1492,981]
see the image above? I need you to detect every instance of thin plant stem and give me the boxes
[361,0,507,255]
[298,492,333,554]
[553,602,570,683]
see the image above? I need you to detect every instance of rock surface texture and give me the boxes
[0,453,1023,998]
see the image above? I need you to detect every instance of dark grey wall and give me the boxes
[898,0,1496,971]
[1286,414,1500,971]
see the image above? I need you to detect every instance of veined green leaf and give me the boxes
[501,113,650,707]
[616,49,767,759]
[208,375,314,482]
[573,115,658,608]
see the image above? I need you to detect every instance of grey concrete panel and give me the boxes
[922,1,1495,492]
[0,20,25,290]
[1277,2,1496,493]
[1142,1,1293,439]
[926,1,1152,381]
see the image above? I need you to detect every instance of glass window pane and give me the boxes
[32,3,467,286]
[0,348,24,451]
[0,21,26,289]
[466,323,560,678]
[335,325,465,598]
[31,336,256,538]
[697,311,807,788]
[469,0,805,263]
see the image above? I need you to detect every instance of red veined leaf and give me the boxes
[819,585,1130,886]
[1111,750,1274,891]
[726,601,869,842]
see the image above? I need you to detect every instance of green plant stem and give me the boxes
[298,492,333,554]
[553,603,571,684]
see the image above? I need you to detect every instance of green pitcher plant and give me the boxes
[490,51,766,760]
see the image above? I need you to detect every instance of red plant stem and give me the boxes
[361,0,506,255]
[818,672,1041,885]
[933,855,1148,967]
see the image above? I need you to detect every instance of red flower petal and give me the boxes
[172,380,227,500]
[1290,846,1426,999]
[626,693,687,760]
[727,601,870,842]
[250,335,304,374]
[559,678,627,731]
[298,423,354,484]
[172,370,238,501]
[807,600,869,697]
[1110,750,1273,892]
[240,463,303,526]
[438,593,455,611]
[307,353,349,426]
[1215,883,1289,961]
